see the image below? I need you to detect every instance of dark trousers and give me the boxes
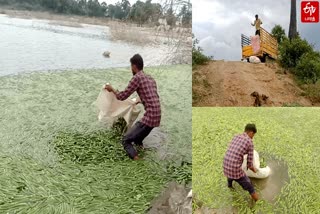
[228,175,255,195]
[255,29,260,36]
[121,121,153,159]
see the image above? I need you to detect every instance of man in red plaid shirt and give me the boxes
[223,124,259,201]
[105,54,161,160]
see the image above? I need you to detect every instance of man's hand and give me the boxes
[249,166,257,173]
[135,97,141,105]
[105,84,115,93]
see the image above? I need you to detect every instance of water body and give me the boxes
[251,157,289,204]
[0,14,170,76]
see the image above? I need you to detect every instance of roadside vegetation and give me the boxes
[192,34,212,104]
[271,24,320,103]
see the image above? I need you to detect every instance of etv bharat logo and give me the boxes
[301,1,319,23]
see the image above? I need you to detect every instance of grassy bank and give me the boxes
[0,65,191,213]
[192,108,320,213]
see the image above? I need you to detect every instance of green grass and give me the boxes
[0,65,191,213]
[282,102,303,107]
[192,107,320,213]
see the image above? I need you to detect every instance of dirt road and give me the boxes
[193,61,315,107]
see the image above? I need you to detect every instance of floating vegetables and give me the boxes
[192,107,320,213]
[0,65,192,213]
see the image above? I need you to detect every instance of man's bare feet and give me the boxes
[251,192,259,201]
[133,156,140,161]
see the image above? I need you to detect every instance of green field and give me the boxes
[0,65,191,213]
[192,108,320,213]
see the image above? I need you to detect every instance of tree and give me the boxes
[87,0,104,17]
[288,0,298,40]
[120,0,131,19]
[0,0,166,23]
[279,36,313,68]
[179,4,191,27]
[130,0,163,24]
[192,34,211,67]
[166,0,175,26]
[150,3,162,23]
[271,25,286,44]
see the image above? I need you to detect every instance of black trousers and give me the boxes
[255,29,260,36]
[121,121,153,159]
[227,176,255,195]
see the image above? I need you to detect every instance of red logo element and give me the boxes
[301,1,319,23]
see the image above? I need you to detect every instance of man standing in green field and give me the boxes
[251,14,262,36]
[223,124,259,201]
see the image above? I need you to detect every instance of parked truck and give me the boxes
[241,27,278,62]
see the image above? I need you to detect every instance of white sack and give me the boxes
[249,56,261,64]
[242,150,271,179]
[96,84,141,128]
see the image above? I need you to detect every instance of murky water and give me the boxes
[251,157,289,203]
[0,14,170,76]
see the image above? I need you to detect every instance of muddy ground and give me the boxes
[193,60,319,107]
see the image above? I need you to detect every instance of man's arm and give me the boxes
[115,76,139,101]
[251,20,256,26]
[247,141,256,173]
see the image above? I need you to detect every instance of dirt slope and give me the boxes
[193,61,315,107]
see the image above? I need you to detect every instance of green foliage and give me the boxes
[304,80,320,103]
[128,0,160,26]
[276,26,320,94]
[259,157,267,168]
[192,34,211,68]
[271,24,286,44]
[0,0,188,26]
[282,102,303,107]
[278,36,313,69]
[179,4,191,27]
[166,7,176,26]
[0,0,191,27]
[295,51,320,84]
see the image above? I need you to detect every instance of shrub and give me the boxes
[295,51,320,84]
[271,24,286,44]
[282,102,303,107]
[304,80,320,103]
[278,36,313,69]
[192,34,211,68]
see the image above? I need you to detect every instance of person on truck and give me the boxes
[223,124,259,201]
[251,14,262,36]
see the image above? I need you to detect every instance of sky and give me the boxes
[193,0,320,60]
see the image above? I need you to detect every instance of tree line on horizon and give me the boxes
[0,0,192,27]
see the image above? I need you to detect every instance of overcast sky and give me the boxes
[193,0,320,60]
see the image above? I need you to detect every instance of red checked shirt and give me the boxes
[223,133,254,179]
[116,71,161,127]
